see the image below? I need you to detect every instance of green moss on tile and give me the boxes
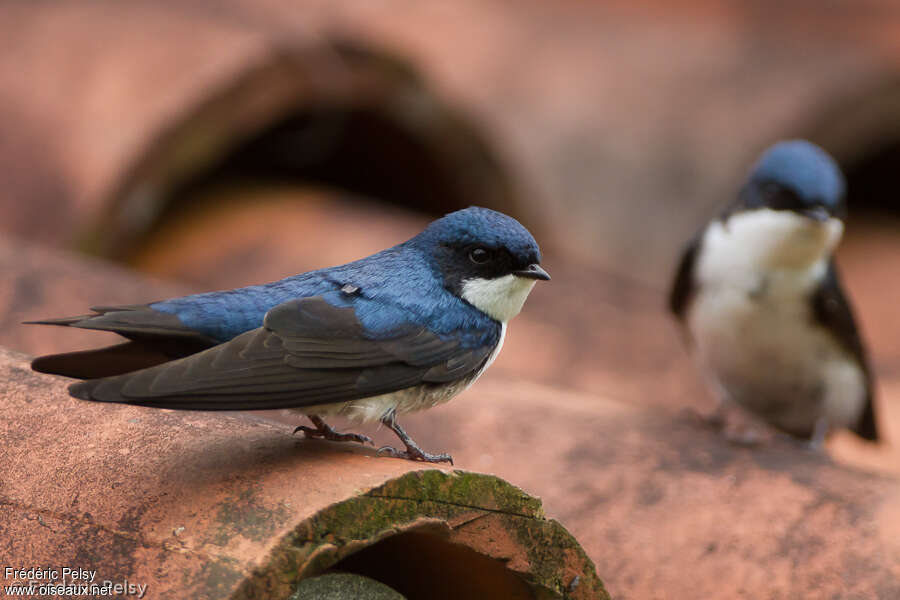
[232,469,607,600]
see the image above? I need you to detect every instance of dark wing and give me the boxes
[28,305,219,378]
[668,232,702,322]
[812,261,878,441]
[69,296,498,410]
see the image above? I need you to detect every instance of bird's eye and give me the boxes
[469,247,493,264]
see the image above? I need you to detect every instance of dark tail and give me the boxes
[22,315,93,327]
[32,341,177,380]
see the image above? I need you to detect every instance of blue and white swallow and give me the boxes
[669,140,877,446]
[29,207,550,463]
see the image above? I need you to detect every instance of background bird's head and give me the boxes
[411,206,549,322]
[723,140,847,269]
[740,139,846,221]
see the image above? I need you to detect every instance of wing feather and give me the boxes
[812,261,877,441]
[668,232,701,321]
[70,296,497,411]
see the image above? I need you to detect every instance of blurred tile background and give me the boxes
[2,1,900,597]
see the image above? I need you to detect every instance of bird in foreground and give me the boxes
[668,140,877,446]
[28,207,550,463]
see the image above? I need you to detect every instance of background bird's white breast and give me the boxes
[687,211,865,430]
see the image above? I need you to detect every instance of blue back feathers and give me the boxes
[150,206,533,348]
[747,140,846,208]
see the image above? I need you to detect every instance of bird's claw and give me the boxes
[293,425,373,446]
[376,445,453,465]
[680,406,725,430]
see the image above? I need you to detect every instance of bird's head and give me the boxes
[411,206,549,322]
[740,140,846,221]
[726,140,847,268]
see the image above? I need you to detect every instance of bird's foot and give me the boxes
[294,426,373,445]
[293,415,373,446]
[376,445,454,465]
[687,402,779,446]
[722,416,780,447]
[723,426,764,447]
[377,410,453,464]
[681,406,726,430]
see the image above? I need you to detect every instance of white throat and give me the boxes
[461,274,537,322]
[701,208,843,276]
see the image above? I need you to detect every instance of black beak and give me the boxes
[513,264,551,281]
[802,206,830,222]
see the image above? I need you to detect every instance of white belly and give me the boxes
[688,264,866,435]
[295,324,506,424]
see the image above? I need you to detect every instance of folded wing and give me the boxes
[812,261,878,441]
[70,296,498,410]
[668,232,701,322]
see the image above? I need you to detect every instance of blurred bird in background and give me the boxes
[669,140,877,446]
[27,207,550,463]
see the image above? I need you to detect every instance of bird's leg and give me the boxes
[376,411,453,465]
[293,414,373,446]
[807,416,830,452]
